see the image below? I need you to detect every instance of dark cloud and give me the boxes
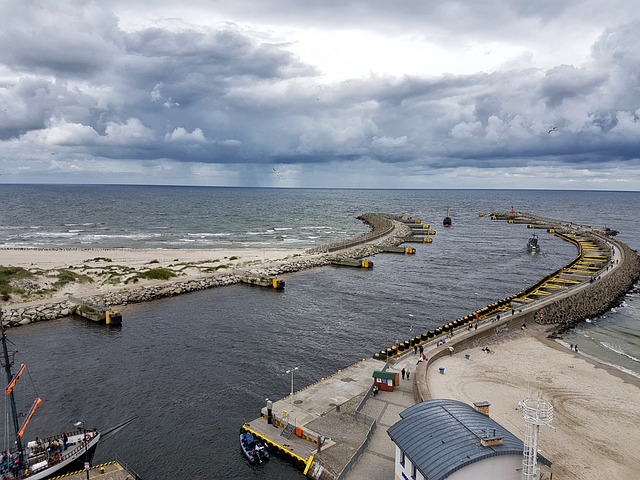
[1,2,639,188]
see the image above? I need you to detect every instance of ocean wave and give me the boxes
[600,341,640,363]
[555,339,640,380]
[187,232,232,237]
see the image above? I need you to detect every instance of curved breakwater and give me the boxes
[2,212,639,335]
[0,214,411,326]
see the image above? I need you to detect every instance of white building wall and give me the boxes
[447,455,522,480]
[395,446,522,480]
[394,447,425,480]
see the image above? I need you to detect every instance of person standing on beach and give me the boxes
[575,344,578,352]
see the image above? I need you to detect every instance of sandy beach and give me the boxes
[0,247,305,302]
[428,327,640,480]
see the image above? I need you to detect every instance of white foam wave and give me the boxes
[600,342,640,363]
[187,232,232,237]
[554,339,640,380]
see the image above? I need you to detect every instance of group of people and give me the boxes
[1,450,22,478]
[569,343,579,352]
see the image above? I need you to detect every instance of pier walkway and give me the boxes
[50,460,140,480]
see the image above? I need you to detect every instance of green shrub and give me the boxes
[0,266,34,301]
[133,268,177,281]
[54,269,94,287]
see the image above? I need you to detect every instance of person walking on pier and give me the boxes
[401,368,406,380]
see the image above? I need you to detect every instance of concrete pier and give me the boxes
[330,257,373,268]
[380,246,415,254]
[245,211,640,479]
[51,460,141,480]
[239,275,285,289]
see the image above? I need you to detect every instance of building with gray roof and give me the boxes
[387,399,552,480]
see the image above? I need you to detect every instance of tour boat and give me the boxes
[1,324,134,479]
[527,233,540,252]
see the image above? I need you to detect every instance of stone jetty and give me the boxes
[0,213,411,326]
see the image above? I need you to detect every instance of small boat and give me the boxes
[527,233,540,252]
[443,208,452,227]
[240,431,269,464]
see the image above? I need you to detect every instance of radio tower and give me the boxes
[521,394,553,480]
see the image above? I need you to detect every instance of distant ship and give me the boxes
[443,208,452,227]
[527,233,540,252]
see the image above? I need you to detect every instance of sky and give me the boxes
[1,1,640,190]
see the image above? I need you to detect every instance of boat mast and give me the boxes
[1,317,24,459]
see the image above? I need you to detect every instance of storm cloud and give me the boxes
[1,0,639,189]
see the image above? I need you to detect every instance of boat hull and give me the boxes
[240,432,269,464]
[28,433,100,480]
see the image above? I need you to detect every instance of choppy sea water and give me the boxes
[0,185,639,479]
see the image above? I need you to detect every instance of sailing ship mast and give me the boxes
[1,318,25,468]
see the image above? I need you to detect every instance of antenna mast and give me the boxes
[521,394,553,480]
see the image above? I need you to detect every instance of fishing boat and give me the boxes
[240,431,269,464]
[527,233,540,252]
[443,208,452,227]
[1,323,135,479]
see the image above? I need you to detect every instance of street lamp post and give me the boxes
[285,367,298,418]
[285,367,298,396]
[74,421,89,479]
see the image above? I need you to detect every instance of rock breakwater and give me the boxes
[1,214,411,326]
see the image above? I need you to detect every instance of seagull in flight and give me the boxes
[548,126,557,134]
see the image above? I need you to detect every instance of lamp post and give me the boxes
[285,367,298,396]
[285,367,298,417]
[74,421,89,479]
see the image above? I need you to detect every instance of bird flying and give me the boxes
[548,126,557,134]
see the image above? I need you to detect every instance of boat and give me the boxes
[527,233,540,252]
[240,431,269,464]
[443,208,452,227]
[1,323,134,479]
